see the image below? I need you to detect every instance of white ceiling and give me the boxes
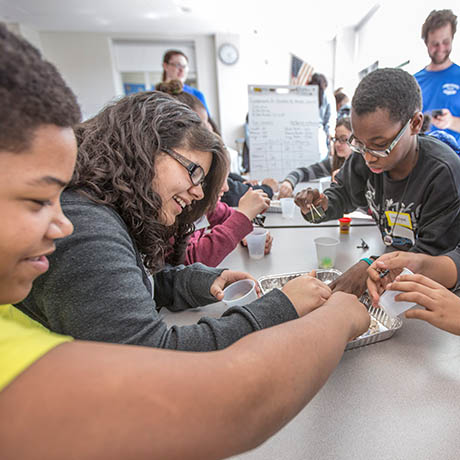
[0,0,381,40]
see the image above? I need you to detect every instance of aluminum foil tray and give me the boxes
[346,296,403,350]
[257,270,402,350]
[258,269,342,293]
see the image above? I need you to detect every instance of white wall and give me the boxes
[215,29,335,149]
[18,23,43,51]
[215,33,245,144]
[40,32,117,120]
[37,27,336,149]
[14,23,336,150]
[333,26,357,97]
[38,31,218,122]
[194,35,219,119]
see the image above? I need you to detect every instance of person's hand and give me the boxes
[261,177,279,194]
[367,252,425,307]
[210,270,261,301]
[278,181,294,198]
[431,108,453,130]
[329,260,369,298]
[243,179,260,186]
[264,232,273,255]
[331,169,340,183]
[241,232,272,254]
[294,187,328,215]
[388,273,460,336]
[237,189,271,220]
[322,291,370,341]
[281,271,332,317]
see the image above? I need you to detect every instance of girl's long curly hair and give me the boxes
[69,91,227,273]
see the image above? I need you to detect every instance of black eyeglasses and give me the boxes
[163,148,206,186]
[347,118,412,158]
[331,136,350,144]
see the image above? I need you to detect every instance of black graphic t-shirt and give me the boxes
[319,135,460,255]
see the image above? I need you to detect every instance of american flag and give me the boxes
[290,54,314,86]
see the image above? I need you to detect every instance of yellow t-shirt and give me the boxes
[0,304,73,391]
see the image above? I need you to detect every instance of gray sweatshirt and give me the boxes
[302,135,460,255]
[283,157,333,189]
[16,191,298,351]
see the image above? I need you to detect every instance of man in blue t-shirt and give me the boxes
[414,9,460,143]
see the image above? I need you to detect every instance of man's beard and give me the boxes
[429,48,451,66]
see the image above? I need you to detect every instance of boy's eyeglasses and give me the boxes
[163,148,205,186]
[331,136,350,144]
[347,118,412,158]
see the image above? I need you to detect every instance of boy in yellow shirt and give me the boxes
[0,24,369,460]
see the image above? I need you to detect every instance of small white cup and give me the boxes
[223,279,258,307]
[379,268,417,317]
[314,237,339,268]
[280,198,295,218]
[246,228,268,260]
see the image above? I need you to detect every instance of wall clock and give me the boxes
[218,43,239,65]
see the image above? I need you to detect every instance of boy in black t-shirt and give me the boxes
[295,68,460,296]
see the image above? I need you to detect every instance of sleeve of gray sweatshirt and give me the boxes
[16,192,298,351]
[283,157,332,189]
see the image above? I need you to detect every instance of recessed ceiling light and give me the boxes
[144,12,161,20]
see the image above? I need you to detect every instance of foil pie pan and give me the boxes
[258,270,402,349]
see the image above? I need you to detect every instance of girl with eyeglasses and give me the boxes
[294,68,460,299]
[157,80,273,267]
[15,84,339,351]
[279,117,353,198]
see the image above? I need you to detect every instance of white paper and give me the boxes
[248,85,320,181]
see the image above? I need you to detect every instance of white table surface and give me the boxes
[160,226,383,326]
[161,226,460,460]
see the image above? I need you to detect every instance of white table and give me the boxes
[161,226,460,460]
[161,226,383,326]
[221,226,385,279]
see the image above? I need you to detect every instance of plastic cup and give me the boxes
[280,198,295,218]
[339,217,352,234]
[223,279,258,307]
[379,268,417,317]
[246,228,268,260]
[314,237,339,268]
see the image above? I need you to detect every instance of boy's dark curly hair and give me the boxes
[0,23,81,152]
[352,68,421,124]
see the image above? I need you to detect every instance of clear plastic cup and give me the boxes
[314,237,339,268]
[246,228,268,260]
[280,198,295,218]
[223,279,258,307]
[379,268,417,317]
